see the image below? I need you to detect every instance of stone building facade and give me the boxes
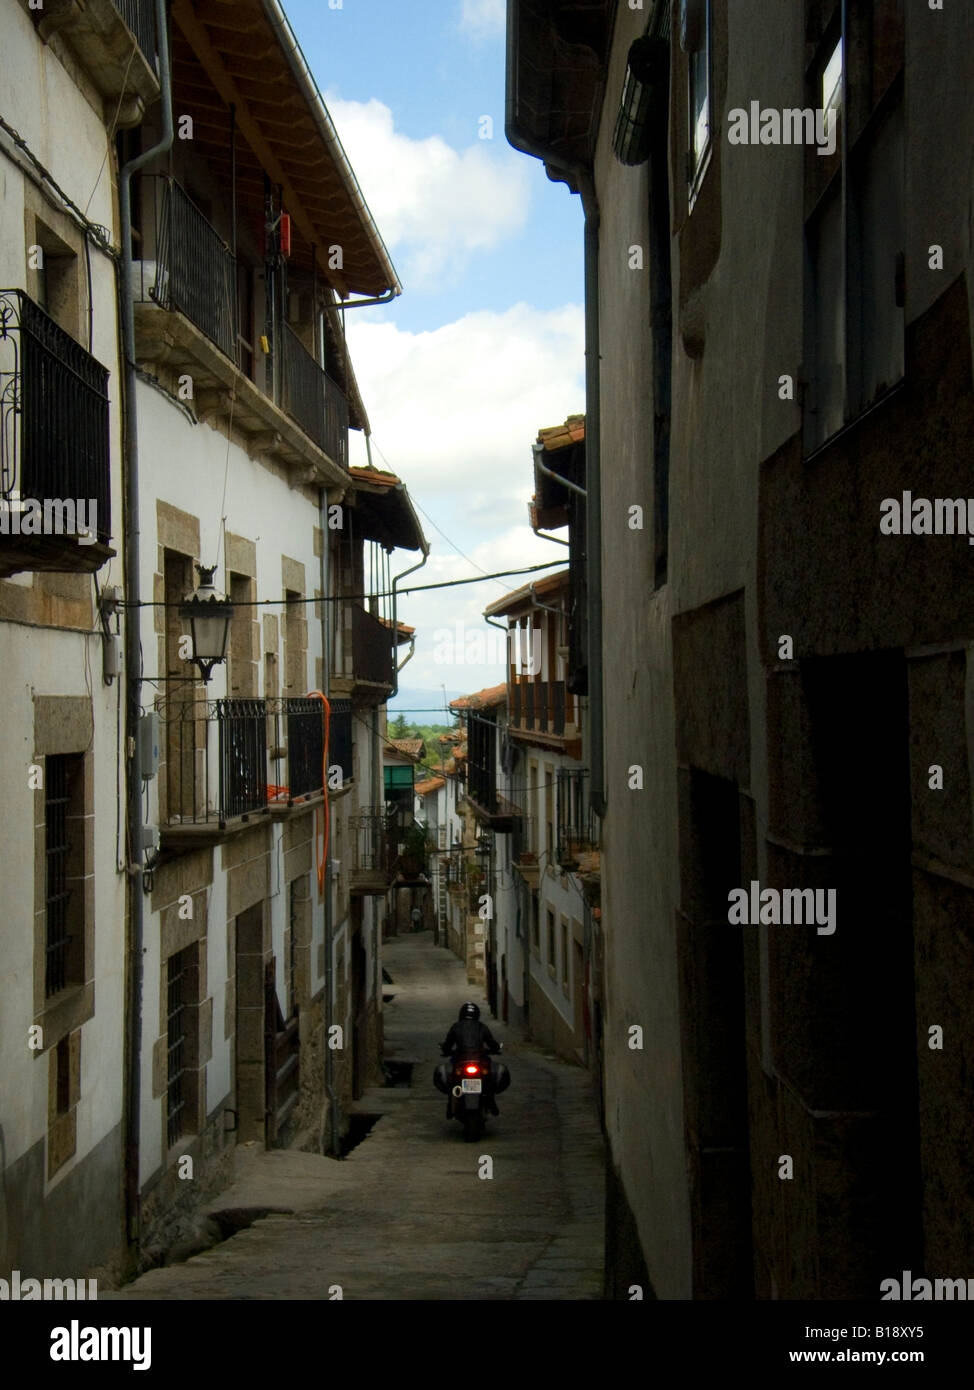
[508,0,974,1299]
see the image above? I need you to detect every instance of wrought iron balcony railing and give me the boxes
[154,178,237,362]
[114,0,156,63]
[161,696,330,829]
[0,288,111,552]
[282,325,348,469]
[329,698,353,785]
[556,767,599,864]
[349,809,398,891]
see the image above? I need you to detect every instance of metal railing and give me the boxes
[350,809,398,881]
[154,178,237,361]
[556,767,599,863]
[282,325,348,468]
[286,697,324,800]
[114,0,156,63]
[162,696,331,826]
[0,289,111,541]
[465,710,498,814]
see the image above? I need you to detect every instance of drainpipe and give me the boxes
[119,0,173,1250]
[390,544,429,699]
[319,486,339,1155]
[532,454,579,545]
[504,91,605,819]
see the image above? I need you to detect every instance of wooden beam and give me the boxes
[171,0,351,297]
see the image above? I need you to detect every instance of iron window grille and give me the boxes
[166,946,192,1147]
[44,754,76,997]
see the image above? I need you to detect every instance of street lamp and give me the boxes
[180,563,234,683]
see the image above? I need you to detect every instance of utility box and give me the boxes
[139,711,160,780]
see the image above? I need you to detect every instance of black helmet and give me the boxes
[459,1002,480,1021]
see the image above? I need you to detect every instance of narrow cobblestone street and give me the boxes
[105,932,605,1301]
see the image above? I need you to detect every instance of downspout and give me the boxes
[119,0,173,1249]
[319,485,338,1155]
[532,447,580,546]
[390,543,429,699]
[505,76,605,821]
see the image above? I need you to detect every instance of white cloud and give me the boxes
[325,95,530,288]
[457,0,506,41]
[345,302,583,690]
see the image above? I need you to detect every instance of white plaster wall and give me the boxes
[0,625,128,1177]
[0,0,127,1191]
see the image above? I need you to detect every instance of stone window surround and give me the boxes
[32,696,95,1052]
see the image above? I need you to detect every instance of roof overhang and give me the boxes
[347,468,428,553]
[506,0,615,182]
[170,0,400,299]
[483,568,570,621]
[532,416,585,529]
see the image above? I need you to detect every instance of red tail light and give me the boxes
[464,1064,480,1075]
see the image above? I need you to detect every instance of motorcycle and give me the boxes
[435,1044,508,1141]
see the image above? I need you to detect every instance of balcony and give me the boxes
[328,699,353,788]
[283,326,349,470]
[135,177,350,486]
[509,676,579,752]
[350,604,395,693]
[0,290,114,577]
[32,0,159,128]
[556,768,600,869]
[159,696,328,846]
[155,178,237,362]
[349,809,398,895]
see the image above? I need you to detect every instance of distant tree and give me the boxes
[392,712,408,738]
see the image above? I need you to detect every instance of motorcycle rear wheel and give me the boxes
[462,1108,485,1142]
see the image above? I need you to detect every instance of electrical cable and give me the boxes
[121,557,565,609]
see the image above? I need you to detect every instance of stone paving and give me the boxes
[105,931,605,1301]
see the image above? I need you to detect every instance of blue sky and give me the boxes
[283,0,586,712]
[288,0,583,334]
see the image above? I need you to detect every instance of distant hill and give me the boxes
[387,687,467,720]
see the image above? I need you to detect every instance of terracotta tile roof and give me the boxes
[537,414,585,452]
[414,776,446,796]
[387,737,425,759]
[449,683,507,711]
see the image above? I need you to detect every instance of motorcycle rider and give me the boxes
[437,1002,502,1115]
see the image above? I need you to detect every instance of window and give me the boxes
[684,0,712,202]
[45,754,84,997]
[547,909,556,973]
[803,0,904,453]
[55,1035,71,1115]
[545,764,554,866]
[29,216,81,342]
[166,944,196,1147]
[561,920,569,991]
[531,897,540,955]
[48,1030,80,1178]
